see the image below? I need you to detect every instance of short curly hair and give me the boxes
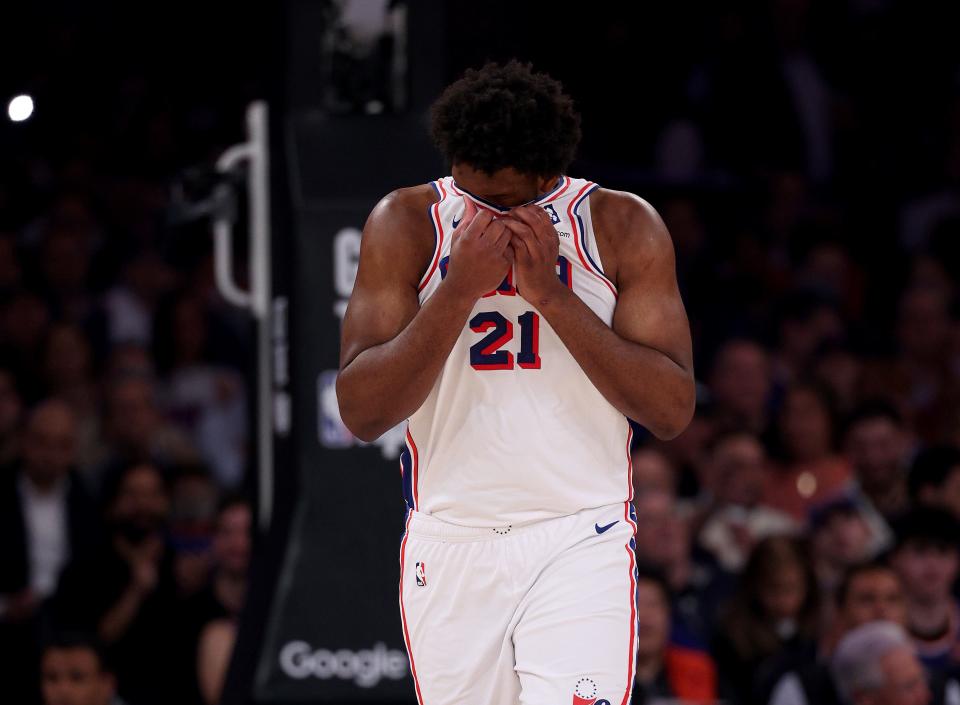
[430,60,581,176]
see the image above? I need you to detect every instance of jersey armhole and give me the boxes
[417,179,447,293]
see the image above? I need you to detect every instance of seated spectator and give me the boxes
[697,431,796,572]
[55,461,181,705]
[91,371,199,488]
[764,382,852,522]
[908,446,960,520]
[40,632,124,705]
[631,445,677,499]
[708,339,773,436]
[0,399,99,704]
[179,495,251,705]
[861,287,960,444]
[168,465,219,599]
[153,293,248,490]
[713,536,821,705]
[810,497,875,606]
[830,621,930,705]
[41,324,102,488]
[843,401,913,539]
[634,490,734,646]
[633,568,718,704]
[769,561,908,705]
[889,509,960,674]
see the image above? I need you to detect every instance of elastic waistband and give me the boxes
[406,511,533,542]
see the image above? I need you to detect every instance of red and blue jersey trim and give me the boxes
[569,181,618,299]
[418,180,447,293]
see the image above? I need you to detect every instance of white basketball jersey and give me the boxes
[400,175,633,527]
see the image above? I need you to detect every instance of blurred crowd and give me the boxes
[0,7,258,705]
[2,1,960,705]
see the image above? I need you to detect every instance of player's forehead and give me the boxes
[451,162,538,206]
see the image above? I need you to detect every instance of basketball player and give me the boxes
[337,61,694,705]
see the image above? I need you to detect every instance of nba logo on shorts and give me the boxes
[415,562,426,587]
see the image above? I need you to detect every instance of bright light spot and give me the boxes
[8,95,34,122]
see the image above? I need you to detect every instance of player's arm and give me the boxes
[337,190,512,441]
[504,191,694,439]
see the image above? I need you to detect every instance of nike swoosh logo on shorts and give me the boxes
[595,521,619,534]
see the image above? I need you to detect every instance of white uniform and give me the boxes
[399,176,638,705]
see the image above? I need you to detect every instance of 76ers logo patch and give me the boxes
[573,677,610,705]
[415,562,426,587]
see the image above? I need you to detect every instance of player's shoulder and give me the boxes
[589,187,673,259]
[360,183,440,263]
[368,183,440,226]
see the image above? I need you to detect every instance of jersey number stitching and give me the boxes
[469,311,541,371]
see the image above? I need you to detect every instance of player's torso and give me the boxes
[402,175,633,527]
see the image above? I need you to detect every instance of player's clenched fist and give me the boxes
[443,197,514,302]
[502,205,563,304]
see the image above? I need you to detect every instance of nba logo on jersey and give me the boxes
[415,562,426,587]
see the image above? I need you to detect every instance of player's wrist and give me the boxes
[438,275,481,308]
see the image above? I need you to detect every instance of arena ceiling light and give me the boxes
[7,94,34,122]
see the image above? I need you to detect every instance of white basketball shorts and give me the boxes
[398,502,638,705]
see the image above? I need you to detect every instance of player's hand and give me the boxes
[502,205,564,304]
[444,197,514,302]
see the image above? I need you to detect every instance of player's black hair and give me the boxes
[430,60,581,176]
[908,445,960,501]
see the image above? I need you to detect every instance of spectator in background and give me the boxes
[42,324,102,484]
[843,402,913,550]
[0,290,52,404]
[908,446,960,521]
[713,536,821,705]
[0,399,100,704]
[634,489,733,647]
[55,461,180,705]
[38,225,96,325]
[889,509,960,674]
[0,366,24,467]
[809,497,875,612]
[709,339,773,435]
[190,496,252,705]
[98,251,176,349]
[40,633,124,705]
[153,293,248,490]
[631,445,677,499]
[697,431,796,572]
[168,465,219,599]
[812,342,863,418]
[863,287,960,443]
[92,372,199,489]
[632,567,718,704]
[768,561,908,705]
[764,381,851,522]
[830,622,930,705]
[772,291,845,387]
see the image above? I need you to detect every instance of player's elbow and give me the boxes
[335,374,386,442]
[646,376,696,440]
